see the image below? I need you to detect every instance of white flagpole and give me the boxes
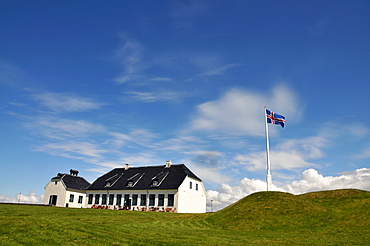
[264,107,272,191]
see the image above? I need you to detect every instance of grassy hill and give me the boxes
[1,189,369,245]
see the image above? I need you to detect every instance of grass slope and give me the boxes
[1,189,369,245]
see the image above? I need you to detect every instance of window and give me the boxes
[105,181,111,187]
[190,181,193,189]
[69,194,74,203]
[127,181,133,187]
[88,194,93,204]
[168,194,174,207]
[102,194,107,205]
[124,194,130,206]
[132,194,138,206]
[140,194,146,206]
[78,196,83,204]
[149,194,155,206]
[95,194,100,204]
[109,194,114,205]
[152,180,159,186]
[55,181,58,185]
[158,194,164,206]
[116,194,122,206]
[196,183,199,191]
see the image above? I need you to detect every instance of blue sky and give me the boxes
[1,1,369,210]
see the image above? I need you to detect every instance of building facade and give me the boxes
[86,161,207,213]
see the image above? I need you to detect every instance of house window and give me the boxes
[140,194,146,206]
[158,194,164,206]
[116,194,122,206]
[78,196,83,204]
[102,194,107,205]
[69,194,74,203]
[124,194,130,206]
[196,183,199,191]
[168,194,174,207]
[55,181,58,185]
[109,194,114,205]
[128,181,133,187]
[152,180,159,186]
[190,181,193,189]
[95,194,100,204]
[105,181,111,187]
[88,194,93,204]
[149,194,155,206]
[132,194,138,206]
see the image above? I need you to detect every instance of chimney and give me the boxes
[165,160,172,168]
[124,163,130,170]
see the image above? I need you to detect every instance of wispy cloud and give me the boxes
[33,92,105,113]
[200,64,240,76]
[114,39,146,84]
[124,90,189,103]
[190,84,300,136]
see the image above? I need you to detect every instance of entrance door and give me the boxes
[49,195,57,205]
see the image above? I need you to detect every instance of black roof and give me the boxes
[87,164,201,191]
[52,174,91,191]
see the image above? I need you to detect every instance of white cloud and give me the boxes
[0,190,43,204]
[33,92,104,113]
[207,168,370,212]
[235,136,328,171]
[190,85,300,136]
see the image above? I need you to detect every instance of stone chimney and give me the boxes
[165,160,172,168]
[124,163,130,170]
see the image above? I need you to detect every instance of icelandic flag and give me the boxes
[266,108,285,128]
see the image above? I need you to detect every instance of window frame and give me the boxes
[132,194,138,206]
[69,194,74,203]
[88,194,93,204]
[149,194,155,206]
[116,194,122,206]
[140,194,146,206]
[102,194,107,205]
[167,194,174,207]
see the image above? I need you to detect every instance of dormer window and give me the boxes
[126,173,144,187]
[105,181,111,187]
[152,180,159,186]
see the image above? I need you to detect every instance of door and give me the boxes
[49,195,57,205]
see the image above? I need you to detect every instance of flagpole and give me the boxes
[264,107,272,191]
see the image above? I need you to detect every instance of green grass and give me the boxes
[1,189,369,245]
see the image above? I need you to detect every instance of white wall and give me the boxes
[43,179,67,207]
[177,176,207,213]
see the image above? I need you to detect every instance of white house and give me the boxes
[86,161,207,213]
[43,170,91,208]
[44,161,207,213]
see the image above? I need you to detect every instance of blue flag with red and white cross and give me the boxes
[266,108,285,128]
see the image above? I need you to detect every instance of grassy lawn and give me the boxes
[1,189,369,245]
